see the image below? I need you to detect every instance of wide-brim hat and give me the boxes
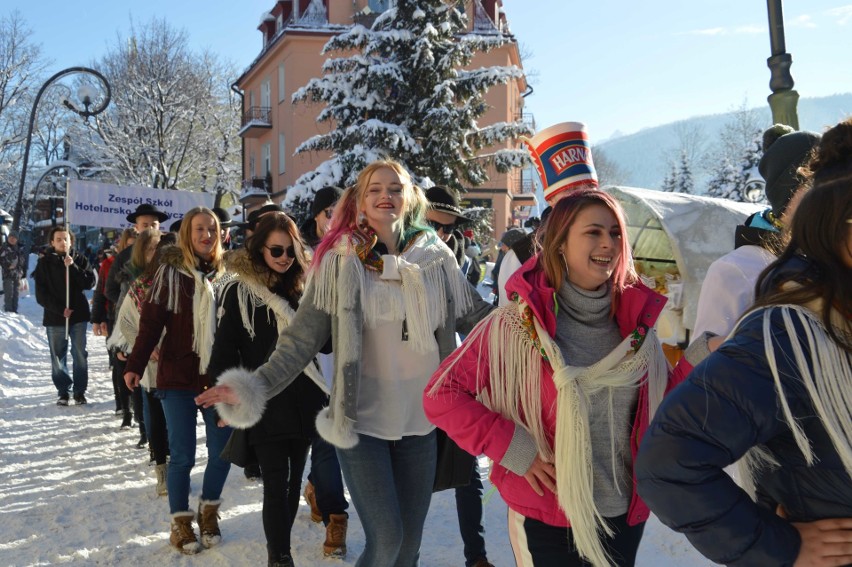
[246,203,285,231]
[425,186,471,222]
[212,207,235,227]
[126,203,170,224]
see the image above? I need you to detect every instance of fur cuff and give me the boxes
[214,368,267,429]
[315,407,359,449]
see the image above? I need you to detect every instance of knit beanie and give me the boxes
[759,124,821,216]
[310,186,344,219]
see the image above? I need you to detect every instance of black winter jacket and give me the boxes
[636,299,852,566]
[206,258,327,445]
[34,248,96,327]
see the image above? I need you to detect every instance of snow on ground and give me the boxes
[0,274,713,566]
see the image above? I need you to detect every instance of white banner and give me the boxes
[67,180,214,229]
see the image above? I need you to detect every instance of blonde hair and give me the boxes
[176,207,224,273]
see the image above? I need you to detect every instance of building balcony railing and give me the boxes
[238,107,272,138]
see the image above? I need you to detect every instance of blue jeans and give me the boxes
[337,431,436,567]
[46,323,88,396]
[3,278,19,312]
[309,435,349,523]
[456,461,487,566]
[158,389,232,514]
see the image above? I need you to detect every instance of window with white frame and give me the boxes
[278,63,286,103]
[262,144,272,176]
[261,79,271,109]
[278,133,286,174]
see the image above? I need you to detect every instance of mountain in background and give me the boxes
[595,93,852,191]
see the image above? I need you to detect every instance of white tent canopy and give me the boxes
[603,186,764,343]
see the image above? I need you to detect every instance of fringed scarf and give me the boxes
[148,263,218,374]
[737,303,852,499]
[218,266,328,394]
[308,231,473,355]
[430,297,669,567]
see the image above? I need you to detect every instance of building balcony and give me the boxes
[238,107,272,138]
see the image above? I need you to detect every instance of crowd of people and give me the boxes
[10,114,851,567]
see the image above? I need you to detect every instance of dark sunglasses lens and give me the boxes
[268,246,285,258]
[286,245,295,258]
[429,220,453,233]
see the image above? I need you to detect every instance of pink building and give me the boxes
[235,0,536,242]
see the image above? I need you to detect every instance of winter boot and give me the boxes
[136,426,148,449]
[121,411,133,429]
[268,549,296,567]
[197,499,223,548]
[304,480,321,523]
[169,511,201,555]
[154,463,168,497]
[323,513,348,558]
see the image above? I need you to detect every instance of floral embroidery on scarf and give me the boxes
[629,323,650,352]
[511,291,550,362]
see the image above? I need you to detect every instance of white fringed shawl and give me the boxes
[148,263,217,374]
[431,298,669,567]
[737,304,852,499]
[307,232,473,355]
[218,275,328,394]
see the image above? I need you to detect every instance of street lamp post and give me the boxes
[766,0,799,129]
[11,67,111,232]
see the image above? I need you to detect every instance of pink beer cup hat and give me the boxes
[522,121,598,203]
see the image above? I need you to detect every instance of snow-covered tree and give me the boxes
[76,18,240,193]
[660,162,678,192]
[704,131,764,202]
[676,151,694,194]
[289,0,531,204]
[0,11,49,211]
[705,156,739,199]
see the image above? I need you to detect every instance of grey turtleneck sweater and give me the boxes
[553,280,638,517]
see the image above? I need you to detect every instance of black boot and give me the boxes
[268,548,295,567]
[136,425,148,449]
[121,411,133,429]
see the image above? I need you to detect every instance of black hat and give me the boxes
[759,125,822,217]
[500,227,526,248]
[425,186,470,222]
[169,218,182,233]
[212,207,234,227]
[310,186,344,219]
[126,203,170,224]
[246,203,285,231]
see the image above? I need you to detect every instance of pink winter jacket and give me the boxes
[424,258,682,528]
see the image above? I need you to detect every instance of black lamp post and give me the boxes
[11,67,111,232]
[766,0,799,129]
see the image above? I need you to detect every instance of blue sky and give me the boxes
[7,1,852,142]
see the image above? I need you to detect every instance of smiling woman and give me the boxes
[196,159,495,567]
[424,188,681,567]
[122,206,231,555]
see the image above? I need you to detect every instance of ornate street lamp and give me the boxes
[11,67,111,232]
[766,1,799,129]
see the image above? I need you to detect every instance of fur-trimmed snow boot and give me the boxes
[197,499,223,548]
[169,511,201,555]
[154,463,168,496]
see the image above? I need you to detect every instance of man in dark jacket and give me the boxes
[0,231,27,312]
[34,225,96,405]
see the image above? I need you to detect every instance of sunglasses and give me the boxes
[323,208,334,219]
[265,245,296,259]
[427,219,456,233]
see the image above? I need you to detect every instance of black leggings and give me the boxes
[145,389,168,465]
[254,438,312,556]
[510,510,645,567]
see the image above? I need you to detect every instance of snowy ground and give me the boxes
[0,269,713,566]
